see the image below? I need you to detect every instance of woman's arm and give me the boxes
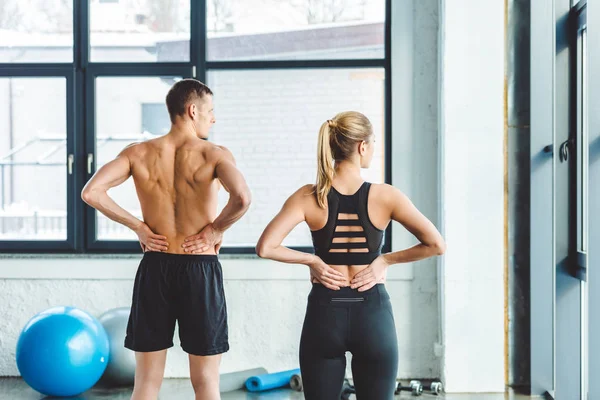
[381,185,446,265]
[351,185,445,291]
[256,185,346,290]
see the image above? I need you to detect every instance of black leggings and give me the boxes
[299,284,399,400]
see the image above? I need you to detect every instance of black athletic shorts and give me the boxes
[124,252,229,356]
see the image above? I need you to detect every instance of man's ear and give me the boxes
[188,103,196,119]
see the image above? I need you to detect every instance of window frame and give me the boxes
[0,0,392,255]
[0,67,76,252]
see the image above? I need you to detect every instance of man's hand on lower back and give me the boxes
[135,222,169,252]
[182,224,224,254]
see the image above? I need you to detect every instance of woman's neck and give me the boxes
[333,160,363,190]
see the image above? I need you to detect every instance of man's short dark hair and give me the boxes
[165,79,213,123]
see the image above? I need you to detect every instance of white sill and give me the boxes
[0,254,414,281]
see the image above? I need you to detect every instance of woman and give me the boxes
[256,111,445,400]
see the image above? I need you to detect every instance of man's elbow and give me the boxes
[81,187,97,206]
[81,185,107,208]
[234,189,252,210]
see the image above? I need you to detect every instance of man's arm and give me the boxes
[81,148,168,252]
[211,149,252,232]
[182,147,251,253]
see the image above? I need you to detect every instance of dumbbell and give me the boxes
[409,380,443,395]
[290,373,303,392]
[341,379,356,400]
[395,380,423,396]
[423,381,443,395]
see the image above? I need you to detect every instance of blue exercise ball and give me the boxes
[16,306,110,397]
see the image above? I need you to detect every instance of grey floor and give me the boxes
[0,378,534,400]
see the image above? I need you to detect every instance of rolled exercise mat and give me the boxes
[245,368,301,392]
[290,373,303,391]
[220,368,268,393]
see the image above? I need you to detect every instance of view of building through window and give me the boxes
[0,0,386,246]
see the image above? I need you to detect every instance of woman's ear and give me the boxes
[359,140,367,155]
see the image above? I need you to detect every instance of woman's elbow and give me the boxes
[255,240,271,259]
[432,239,446,256]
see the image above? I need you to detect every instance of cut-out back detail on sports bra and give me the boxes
[311,182,384,266]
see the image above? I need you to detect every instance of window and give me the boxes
[206,0,386,61]
[579,30,588,252]
[0,77,68,240]
[574,0,588,260]
[0,0,73,63]
[208,68,385,247]
[94,76,181,241]
[90,0,191,62]
[142,103,171,135]
[0,0,391,254]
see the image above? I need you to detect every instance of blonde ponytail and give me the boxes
[315,121,335,208]
[314,112,373,208]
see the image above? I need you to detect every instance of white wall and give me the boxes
[0,258,426,378]
[439,0,506,393]
[0,0,452,385]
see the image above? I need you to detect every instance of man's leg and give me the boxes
[189,354,222,400]
[131,350,168,400]
[178,257,228,399]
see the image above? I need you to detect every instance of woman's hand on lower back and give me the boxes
[350,255,390,292]
[307,255,347,290]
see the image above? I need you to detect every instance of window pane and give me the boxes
[582,30,588,252]
[0,78,67,240]
[207,68,385,247]
[207,0,385,61]
[0,0,73,63]
[90,0,190,62]
[95,76,180,240]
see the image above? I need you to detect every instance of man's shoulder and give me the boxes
[118,141,145,158]
[205,143,235,163]
[121,137,170,162]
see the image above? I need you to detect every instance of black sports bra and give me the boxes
[310,182,384,266]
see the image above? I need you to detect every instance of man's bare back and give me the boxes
[82,84,249,257]
[126,136,227,254]
[81,79,251,400]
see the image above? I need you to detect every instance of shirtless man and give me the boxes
[81,79,251,400]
